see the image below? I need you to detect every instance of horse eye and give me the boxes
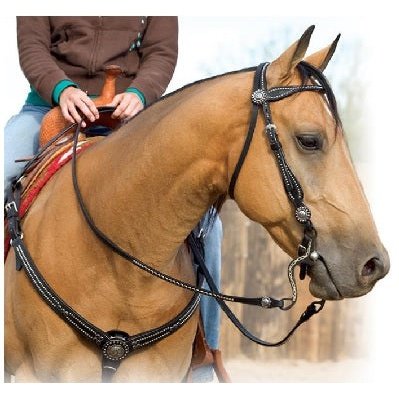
[296,134,323,151]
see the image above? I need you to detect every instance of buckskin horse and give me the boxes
[4,26,389,382]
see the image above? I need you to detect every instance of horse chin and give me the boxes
[308,278,342,300]
[307,259,378,300]
[307,262,343,300]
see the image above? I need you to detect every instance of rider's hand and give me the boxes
[59,87,99,127]
[108,92,144,121]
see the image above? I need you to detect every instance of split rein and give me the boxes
[70,109,325,346]
[5,62,327,381]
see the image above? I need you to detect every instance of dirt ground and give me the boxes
[6,356,371,384]
[222,356,370,383]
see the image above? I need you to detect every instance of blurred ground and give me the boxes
[223,356,370,383]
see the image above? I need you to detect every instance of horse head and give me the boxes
[230,26,389,300]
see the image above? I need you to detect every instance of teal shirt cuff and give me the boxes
[25,86,51,107]
[125,87,146,106]
[52,79,78,105]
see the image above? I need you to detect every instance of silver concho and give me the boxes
[103,339,129,361]
[261,296,272,308]
[309,251,319,262]
[295,205,311,224]
[251,89,267,105]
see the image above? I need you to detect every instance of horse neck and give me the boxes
[78,72,252,267]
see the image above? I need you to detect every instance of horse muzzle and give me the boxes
[306,245,390,300]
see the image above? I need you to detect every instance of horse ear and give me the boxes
[304,34,341,72]
[269,25,315,81]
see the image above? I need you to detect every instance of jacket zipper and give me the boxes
[88,17,102,76]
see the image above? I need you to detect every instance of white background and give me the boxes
[1,0,398,397]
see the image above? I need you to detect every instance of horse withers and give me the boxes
[4,26,389,382]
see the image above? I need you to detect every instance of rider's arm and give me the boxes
[17,17,76,106]
[127,17,178,105]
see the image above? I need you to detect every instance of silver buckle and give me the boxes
[197,228,205,239]
[15,175,25,185]
[10,232,24,246]
[5,201,18,213]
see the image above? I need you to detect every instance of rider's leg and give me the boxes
[200,213,222,350]
[192,210,223,382]
[3,105,50,194]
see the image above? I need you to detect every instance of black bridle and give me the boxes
[229,62,326,302]
[5,62,328,382]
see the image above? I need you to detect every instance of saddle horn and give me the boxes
[39,65,122,147]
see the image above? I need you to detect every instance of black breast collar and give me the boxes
[5,63,327,382]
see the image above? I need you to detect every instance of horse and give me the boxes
[4,26,389,382]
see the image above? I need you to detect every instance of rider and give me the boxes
[4,16,221,381]
[5,17,177,187]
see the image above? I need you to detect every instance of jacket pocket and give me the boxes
[51,26,95,69]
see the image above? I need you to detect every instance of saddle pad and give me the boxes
[4,136,99,259]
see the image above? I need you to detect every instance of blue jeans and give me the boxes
[3,105,51,193]
[3,105,110,194]
[200,213,222,350]
[191,211,222,382]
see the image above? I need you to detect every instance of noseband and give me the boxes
[5,62,328,382]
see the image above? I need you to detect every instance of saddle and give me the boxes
[39,65,123,148]
[5,64,125,255]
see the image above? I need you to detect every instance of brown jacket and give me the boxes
[17,16,178,105]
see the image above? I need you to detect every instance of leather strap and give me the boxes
[188,233,325,347]
[228,63,265,199]
[186,322,232,383]
[5,181,203,383]
[70,120,286,310]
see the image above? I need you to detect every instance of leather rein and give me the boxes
[5,62,327,382]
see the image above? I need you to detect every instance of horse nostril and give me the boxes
[361,257,381,277]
